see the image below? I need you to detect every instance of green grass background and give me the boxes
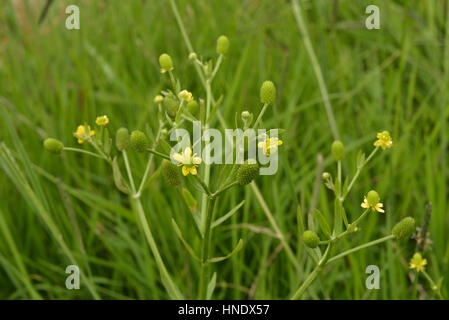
[0,0,448,299]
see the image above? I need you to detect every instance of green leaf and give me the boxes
[357,150,366,169]
[112,156,129,194]
[171,219,200,261]
[212,200,245,228]
[207,94,224,123]
[158,139,173,155]
[313,208,331,237]
[209,239,243,263]
[206,272,217,300]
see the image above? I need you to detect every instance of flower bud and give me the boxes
[161,159,181,186]
[188,52,197,61]
[43,138,63,155]
[237,160,259,185]
[322,172,330,180]
[160,128,168,139]
[159,53,173,73]
[392,217,416,241]
[154,95,164,104]
[116,127,130,151]
[178,90,193,102]
[130,130,149,153]
[366,190,380,207]
[187,100,199,115]
[241,111,251,120]
[303,230,320,248]
[331,140,344,161]
[216,35,229,55]
[260,80,276,104]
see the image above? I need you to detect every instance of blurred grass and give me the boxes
[0,0,448,299]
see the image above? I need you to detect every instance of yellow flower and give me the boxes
[374,131,393,150]
[95,115,109,126]
[173,147,202,176]
[178,90,193,102]
[361,190,384,213]
[409,253,427,272]
[258,137,283,157]
[73,125,95,144]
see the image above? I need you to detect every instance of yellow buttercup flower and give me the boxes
[95,115,109,126]
[258,137,283,157]
[361,190,384,213]
[173,147,202,176]
[374,131,393,150]
[73,125,95,144]
[409,253,427,272]
[178,90,193,102]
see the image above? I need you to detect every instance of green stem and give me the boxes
[146,148,171,160]
[194,174,212,196]
[168,70,177,93]
[327,235,393,264]
[200,80,212,233]
[122,150,181,299]
[350,208,370,230]
[63,147,106,160]
[198,197,217,299]
[344,147,378,199]
[122,151,136,193]
[291,244,332,300]
[210,54,223,81]
[252,103,268,129]
[421,270,444,300]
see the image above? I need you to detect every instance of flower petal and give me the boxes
[182,166,189,176]
[173,153,184,163]
[189,166,197,175]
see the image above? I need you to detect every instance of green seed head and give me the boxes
[366,190,380,207]
[237,160,259,185]
[159,53,173,72]
[161,159,181,186]
[130,130,149,153]
[392,217,416,241]
[164,97,179,118]
[116,127,130,151]
[216,35,230,55]
[187,100,199,115]
[260,80,276,104]
[303,230,320,249]
[331,140,345,161]
[43,138,63,155]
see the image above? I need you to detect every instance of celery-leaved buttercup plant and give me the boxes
[43,35,422,300]
[43,35,282,300]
